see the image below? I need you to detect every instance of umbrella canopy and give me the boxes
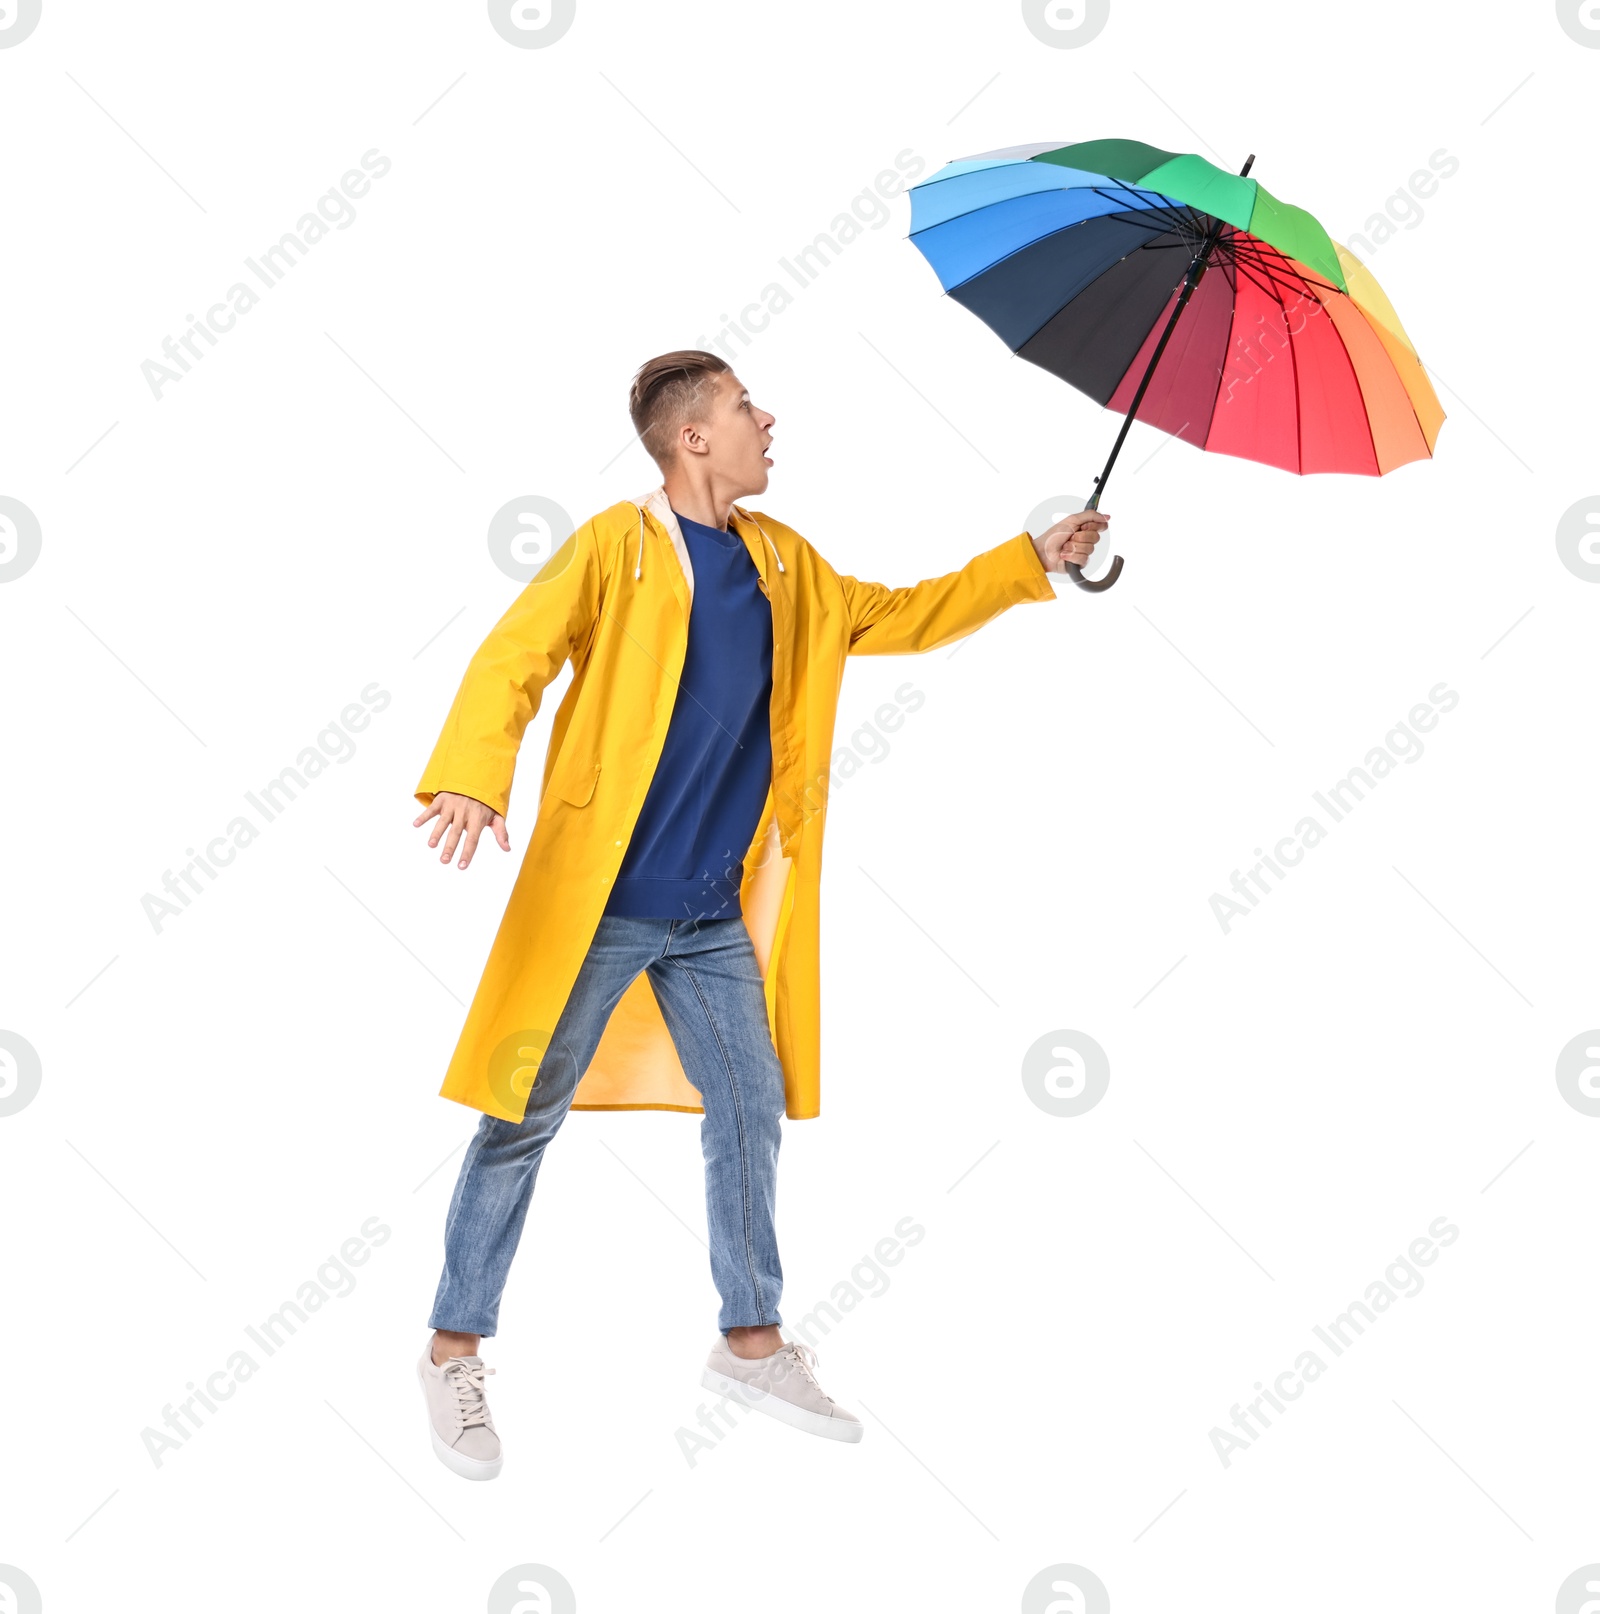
[906,138,1445,589]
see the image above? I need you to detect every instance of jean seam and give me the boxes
[663,952,770,1327]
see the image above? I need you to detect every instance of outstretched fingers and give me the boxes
[416,792,509,869]
[454,806,510,868]
[438,809,466,866]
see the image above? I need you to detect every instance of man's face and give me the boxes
[678,369,775,495]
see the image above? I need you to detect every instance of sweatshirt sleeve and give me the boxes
[414,520,603,818]
[832,529,1057,656]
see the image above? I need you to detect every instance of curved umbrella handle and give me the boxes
[1062,482,1123,592]
[1064,554,1124,592]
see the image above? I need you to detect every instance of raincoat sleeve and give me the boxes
[414,521,603,819]
[831,530,1057,655]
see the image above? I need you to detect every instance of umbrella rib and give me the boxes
[929,209,1201,302]
[906,175,1192,242]
[1225,237,1343,302]
[1227,239,1328,288]
[1095,206,1187,239]
[1089,202,1196,246]
[1225,250,1307,308]
[935,215,1170,299]
[1225,246,1330,309]
[1085,182,1205,241]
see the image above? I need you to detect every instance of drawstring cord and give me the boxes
[748,512,786,574]
[632,502,785,580]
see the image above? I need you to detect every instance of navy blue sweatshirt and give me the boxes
[603,509,774,921]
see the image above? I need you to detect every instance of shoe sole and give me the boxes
[701,1366,865,1443]
[417,1359,504,1481]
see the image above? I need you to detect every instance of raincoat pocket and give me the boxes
[555,759,601,807]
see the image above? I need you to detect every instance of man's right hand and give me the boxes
[413,791,511,869]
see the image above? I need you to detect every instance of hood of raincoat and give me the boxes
[416,483,1061,1123]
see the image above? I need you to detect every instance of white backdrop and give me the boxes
[2,1,1596,1610]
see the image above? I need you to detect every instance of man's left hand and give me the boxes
[1033,508,1110,573]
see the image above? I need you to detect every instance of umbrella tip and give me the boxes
[1240,153,1256,176]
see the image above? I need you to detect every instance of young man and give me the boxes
[412,351,1108,1479]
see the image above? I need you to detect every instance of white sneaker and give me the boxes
[702,1334,864,1443]
[417,1346,503,1480]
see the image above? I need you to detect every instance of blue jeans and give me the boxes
[429,913,786,1338]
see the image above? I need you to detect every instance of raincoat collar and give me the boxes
[630,483,786,603]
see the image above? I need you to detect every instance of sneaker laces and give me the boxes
[443,1357,496,1431]
[776,1341,831,1403]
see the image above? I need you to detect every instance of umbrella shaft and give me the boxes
[1085,153,1256,513]
[1085,239,1218,512]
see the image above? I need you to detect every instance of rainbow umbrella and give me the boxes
[905,138,1445,591]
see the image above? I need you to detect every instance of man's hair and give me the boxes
[628,349,731,468]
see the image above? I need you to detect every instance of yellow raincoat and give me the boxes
[415,483,1059,1123]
